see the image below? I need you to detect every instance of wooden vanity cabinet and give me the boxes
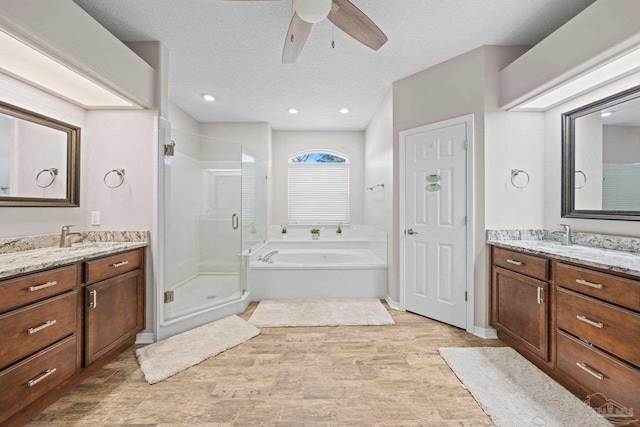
[84,269,144,365]
[491,248,550,363]
[490,245,640,421]
[0,247,146,427]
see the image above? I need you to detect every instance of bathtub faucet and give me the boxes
[259,250,279,263]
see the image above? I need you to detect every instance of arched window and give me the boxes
[288,150,349,224]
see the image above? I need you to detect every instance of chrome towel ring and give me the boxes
[36,168,58,188]
[104,168,125,188]
[510,169,530,189]
[575,170,587,189]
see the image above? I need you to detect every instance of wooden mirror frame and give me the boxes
[561,84,640,221]
[0,101,80,207]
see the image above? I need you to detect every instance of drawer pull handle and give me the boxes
[27,368,57,387]
[576,279,603,290]
[576,362,604,380]
[577,315,603,329]
[537,287,544,304]
[27,319,57,334]
[28,281,57,292]
[90,290,97,308]
[112,261,129,267]
[506,259,523,266]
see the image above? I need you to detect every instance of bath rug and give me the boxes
[136,315,260,384]
[438,347,614,427]
[248,298,394,327]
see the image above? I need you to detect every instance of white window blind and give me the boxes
[288,162,349,224]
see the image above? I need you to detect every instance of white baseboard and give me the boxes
[473,326,498,339]
[136,332,154,344]
[385,295,402,311]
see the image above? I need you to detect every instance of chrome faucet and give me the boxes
[258,250,279,263]
[552,224,572,246]
[60,225,81,248]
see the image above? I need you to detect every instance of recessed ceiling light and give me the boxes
[600,111,614,117]
[200,93,215,102]
[287,107,299,114]
[339,108,351,114]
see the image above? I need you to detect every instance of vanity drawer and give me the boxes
[556,262,640,311]
[556,330,640,418]
[556,287,640,366]
[84,248,142,284]
[493,247,549,280]
[0,292,77,369]
[0,265,78,314]
[0,335,77,426]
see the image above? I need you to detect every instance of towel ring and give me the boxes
[104,168,125,188]
[510,169,529,189]
[575,170,587,189]
[36,168,58,188]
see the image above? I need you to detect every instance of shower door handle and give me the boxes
[232,213,239,230]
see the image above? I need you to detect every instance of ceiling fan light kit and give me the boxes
[282,0,388,64]
[293,0,332,23]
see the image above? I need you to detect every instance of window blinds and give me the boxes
[288,163,349,224]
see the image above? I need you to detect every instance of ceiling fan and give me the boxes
[230,0,388,63]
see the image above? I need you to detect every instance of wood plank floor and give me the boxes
[27,302,504,426]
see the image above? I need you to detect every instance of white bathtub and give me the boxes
[249,240,387,300]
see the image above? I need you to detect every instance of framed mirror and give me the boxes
[0,101,80,207]
[562,84,640,221]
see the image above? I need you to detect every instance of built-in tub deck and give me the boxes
[249,238,387,300]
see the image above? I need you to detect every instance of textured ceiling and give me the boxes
[73,0,596,130]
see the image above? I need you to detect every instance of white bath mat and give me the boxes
[438,347,614,427]
[136,315,260,384]
[248,298,395,327]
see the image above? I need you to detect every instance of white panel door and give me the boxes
[403,122,467,329]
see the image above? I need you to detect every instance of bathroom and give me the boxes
[1,0,639,425]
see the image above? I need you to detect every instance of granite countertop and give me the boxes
[487,239,640,279]
[0,231,149,279]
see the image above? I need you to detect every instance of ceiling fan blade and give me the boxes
[282,12,313,64]
[328,0,387,51]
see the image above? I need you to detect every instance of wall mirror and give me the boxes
[0,101,80,207]
[562,84,640,221]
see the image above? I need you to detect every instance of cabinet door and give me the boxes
[492,266,549,361]
[84,269,143,366]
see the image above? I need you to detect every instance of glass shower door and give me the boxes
[163,130,243,323]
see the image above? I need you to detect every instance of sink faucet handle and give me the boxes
[62,224,76,231]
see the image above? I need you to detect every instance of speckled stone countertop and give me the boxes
[0,231,149,280]
[487,229,640,279]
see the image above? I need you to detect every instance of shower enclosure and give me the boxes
[157,124,266,339]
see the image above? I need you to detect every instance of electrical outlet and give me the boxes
[91,211,100,226]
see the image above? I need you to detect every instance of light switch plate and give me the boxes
[91,211,100,226]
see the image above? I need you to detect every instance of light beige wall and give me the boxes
[168,102,199,135]
[544,71,640,237]
[271,130,365,226]
[364,89,393,274]
[199,122,271,165]
[484,45,545,229]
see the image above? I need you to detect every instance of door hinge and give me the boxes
[164,291,174,303]
[164,140,176,156]
[465,291,468,302]
[464,216,468,226]
[463,140,468,150]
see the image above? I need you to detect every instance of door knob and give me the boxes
[406,229,419,235]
